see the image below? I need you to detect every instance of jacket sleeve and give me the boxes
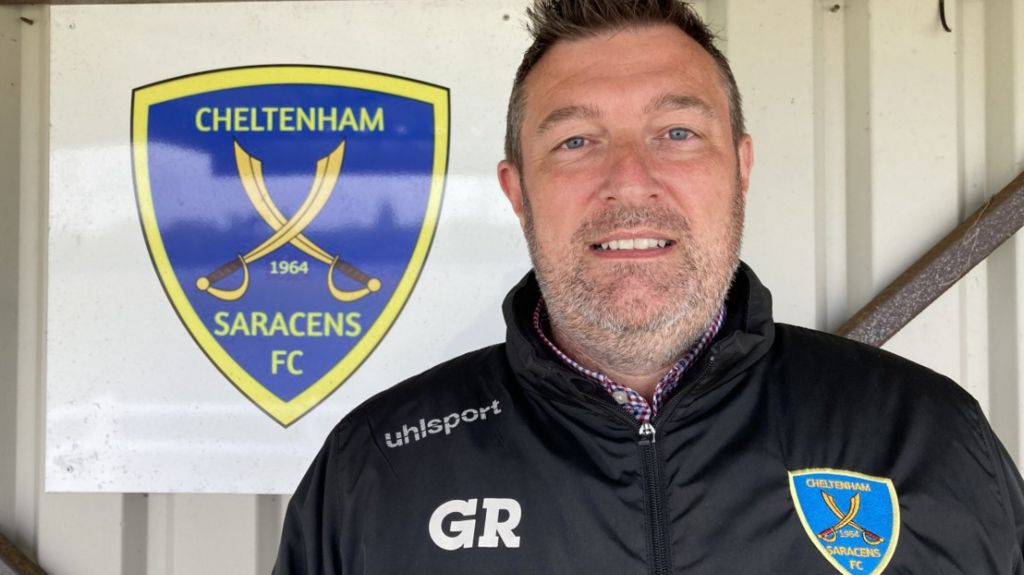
[994,431,1024,567]
[273,426,347,575]
[975,400,1024,572]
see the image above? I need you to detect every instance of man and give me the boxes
[275,1,1024,573]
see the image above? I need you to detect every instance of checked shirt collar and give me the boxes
[533,298,725,424]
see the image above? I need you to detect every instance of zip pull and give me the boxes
[638,422,656,445]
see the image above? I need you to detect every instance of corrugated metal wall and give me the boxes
[2,0,1024,573]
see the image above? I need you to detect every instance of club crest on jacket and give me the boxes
[788,468,900,575]
[132,65,449,426]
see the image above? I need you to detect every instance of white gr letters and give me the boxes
[428,498,522,550]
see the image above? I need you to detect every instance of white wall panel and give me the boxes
[11,3,46,561]
[1005,0,1024,463]
[815,0,849,331]
[957,0,991,412]
[4,1,1024,573]
[711,1,818,328]
[984,0,1024,460]
[37,493,129,575]
[848,0,962,379]
[167,496,259,575]
[0,4,23,545]
[844,0,873,316]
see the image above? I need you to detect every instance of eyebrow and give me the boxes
[644,93,716,118]
[535,95,715,135]
[536,105,601,135]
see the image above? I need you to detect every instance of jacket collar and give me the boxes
[502,261,776,413]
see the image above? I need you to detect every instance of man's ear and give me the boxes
[497,160,526,225]
[737,134,754,197]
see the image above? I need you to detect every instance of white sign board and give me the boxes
[47,0,533,493]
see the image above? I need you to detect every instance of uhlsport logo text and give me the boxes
[384,400,502,448]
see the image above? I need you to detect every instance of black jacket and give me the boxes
[274,264,1024,574]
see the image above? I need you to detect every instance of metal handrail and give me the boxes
[836,171,1024,347]
[0,534,47,575]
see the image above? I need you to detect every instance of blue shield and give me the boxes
[789,469,900,575]
[132,66,449,426]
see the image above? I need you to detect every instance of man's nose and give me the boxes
[600,140,660,204]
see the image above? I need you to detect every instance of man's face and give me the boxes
[499,25,753,370]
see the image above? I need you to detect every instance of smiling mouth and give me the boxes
[591,238,675,251]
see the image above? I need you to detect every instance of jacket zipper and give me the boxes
[638,353,717,575]
[638,421,670,575]
[577,353,718,575]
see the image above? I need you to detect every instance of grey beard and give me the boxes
[524,196,743,378]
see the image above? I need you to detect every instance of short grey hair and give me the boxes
[504,0,745,169]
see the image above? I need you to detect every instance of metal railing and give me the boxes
[836,171,1024,347]
[0,534,47,575]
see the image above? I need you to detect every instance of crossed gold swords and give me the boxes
[195,140,381,302]
[815,491,884,545]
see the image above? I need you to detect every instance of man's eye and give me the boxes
[561,136,586,149]
[667,127,692,141]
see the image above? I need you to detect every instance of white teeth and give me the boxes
[596,238,669,251]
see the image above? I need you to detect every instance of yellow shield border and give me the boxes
[131,66,449,426]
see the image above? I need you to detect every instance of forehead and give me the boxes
[522,24,727,124]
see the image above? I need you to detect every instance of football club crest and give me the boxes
[132,66,449,426]
[789,469,900,575]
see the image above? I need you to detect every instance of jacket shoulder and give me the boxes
[767,325,1024,562]
[771,323,975,407]
[339,343,510,431]
[298,343,511,488]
